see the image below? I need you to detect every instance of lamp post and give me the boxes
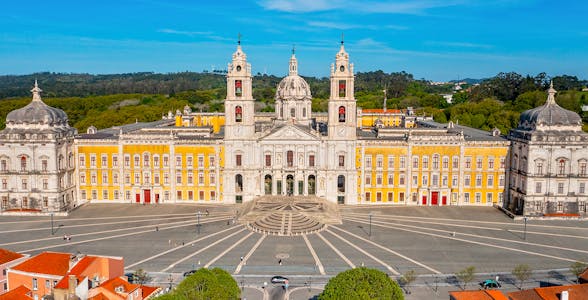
[523,217,528,240]
[368,213,373,238]
[196,211,202,234]
[168,274,174,291]
[50,212,54,235]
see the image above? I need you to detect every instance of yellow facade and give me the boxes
[77,140,223,203]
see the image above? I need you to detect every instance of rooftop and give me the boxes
[0,285,33,300]
[11,252,70,276]
[0,248,24,265]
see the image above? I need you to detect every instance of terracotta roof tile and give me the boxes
[0,249,24,265]
[580,267,588,283]
[0,285,33,300]
[99,277,139,294]
[508,284,588,300]
[449,290,508,300]
[54,256,98,289]
[11,252,71,276]
[141,285,160,299]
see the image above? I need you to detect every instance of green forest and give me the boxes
[0,71,587,133]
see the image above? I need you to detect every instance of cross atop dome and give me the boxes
[289,47,298,76]
[31,80,43,102]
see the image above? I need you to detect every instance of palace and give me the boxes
[0,41,586,217]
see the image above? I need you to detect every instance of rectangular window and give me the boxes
[164,191,169,200]
[209,156,215,168]
[465,157,471,169]
[535,182,542,193]
[163,156,169,167]
[164,173,169,184]
[432,174,439,186]
[198,155,204,168]
[176,156,182,167]
[487,175,494,187]
[432,155,439,169]
[412,175,418,186]
[124,155,130,167]
[365,174,371,186]
[365,155,372,169]
[464,193,470,203]
[487,193,493,203]
[400,156,406,169]
[558,183,564,194]
[210,191,216,201]
[338,155,345,167]
[81,190,86,200]
[388,174,394,185]
[187,172,193,185]
[114,190,119,200]
[442,175,448,187]
[376,174,382,186]
[412,157,419,169]
[33,278,38,290]
[80,174,86,185]
[134,173,140,184]
[210,173,216,185]
[236,154,242,167]
[126,191,131,200]
[488,157,495,169]
[500,156,506,169]
[92,190,97,200]
[187,156,193,168]
[198,172,204,185]
[199,191,204,201]
[475,192,481,203]
[388,155,394,169]
[464,175,471,187]
[580,182,586,194]
[376,155,383,169]
[153,173,159,184]
[102,173,108,184]
[476,157,483,169]
[79,155,86,168]
[265,154,271,167]
[499,175,505,187]
[90,155,96,167]
[176,173,182,184]
[309,155,315,167]
[422,157,429,169]
[476,174,482,187]
[452,156,459,169]
[399,192,405,202]
[42,159,48,171]
[422,175,428,186]
[21,178,27,190]
[134,156,140,167]
[101,155,108,167]
[365,192,371,202]
[153,156,159,168]
[452,175,458,187]
[102,190,108,200]
[188,191,194,200]
[112,155,118,167]
[177,191,182,200]
[376,192,382,202]
[399,174,405,185]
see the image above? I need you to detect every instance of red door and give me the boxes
[442,196,447,205]
[432,192,439,205]
[155,194,159,203]
[422,196,427,205]
[135,194,140,203]
[144,190,151,204]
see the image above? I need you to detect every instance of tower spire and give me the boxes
[289,47,298,76]
[546,80,556,105]
[341,32,344,45]
[31,80,42,102]
[238,32,241,45]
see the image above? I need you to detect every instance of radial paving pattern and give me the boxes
[239,196,341,236]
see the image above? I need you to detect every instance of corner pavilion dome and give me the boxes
[517,82,582,131]
[275,51,312,101]
[6,81,69,127]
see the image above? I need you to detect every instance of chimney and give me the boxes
[560,290,569,300]
[68,275,77,295]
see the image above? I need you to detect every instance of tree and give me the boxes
[399,270,417,294]
[512,264,532,290]
[319,267,404,300]
[156,268,240,300]
[455,266,475,290]
[133,268,151,285]
[570,261,588,283]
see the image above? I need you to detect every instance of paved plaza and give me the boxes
[1,203,587,299]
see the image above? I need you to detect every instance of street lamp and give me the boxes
[523,217,528,240]
[368,213,373,238]
[168,274,174,291]
[50,212,54,235]
[196,211,202,234]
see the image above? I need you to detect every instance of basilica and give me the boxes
[0,41,586,217]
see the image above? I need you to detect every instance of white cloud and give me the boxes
[257,0,341,13]
[157,29,213,36]
[306,21,408,31]
[258,0,467,14]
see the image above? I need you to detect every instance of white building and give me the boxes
[0,81,77,212]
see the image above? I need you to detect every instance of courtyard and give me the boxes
[1,203,587,299]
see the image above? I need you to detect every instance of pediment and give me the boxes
[261,124,319,141]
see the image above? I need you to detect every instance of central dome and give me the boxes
[275,74,312,101]
[275,52,312,101]
[517,83,582,131]
[6,81,69,127]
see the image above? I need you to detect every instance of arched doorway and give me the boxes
[286,174,294,196]
[264,175,272,195]
[308,175,316,195]
[235,174,243,192]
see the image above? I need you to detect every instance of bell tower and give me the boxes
[224,36,255,139]
[328,37,356,140]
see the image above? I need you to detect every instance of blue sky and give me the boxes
[1,0,587,81]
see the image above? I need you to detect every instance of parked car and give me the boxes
[271,275,289,284]
[183,269,197,277]
[480,279,501,289]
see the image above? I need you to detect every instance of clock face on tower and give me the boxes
[337,127,346,136]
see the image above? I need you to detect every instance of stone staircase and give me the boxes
[238,196,341,236]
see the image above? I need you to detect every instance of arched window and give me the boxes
[290,108,296,118]
[558,159,566,175]
[235,174,243,193]
[287,151,294,167]
[20,156,27,172]
[303,108,307,118]
[264,175,272,195]
[235,80,242,97]
[235,106,242,122]
[337,175,345,193]
[308,175,316,195]
[338,106,346,123]
[338,80,346,97]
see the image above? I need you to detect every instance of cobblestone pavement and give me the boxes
[1,203,586,299]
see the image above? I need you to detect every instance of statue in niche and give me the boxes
[320,178,325,189]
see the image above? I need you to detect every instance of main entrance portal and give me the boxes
[286,174,294,196]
